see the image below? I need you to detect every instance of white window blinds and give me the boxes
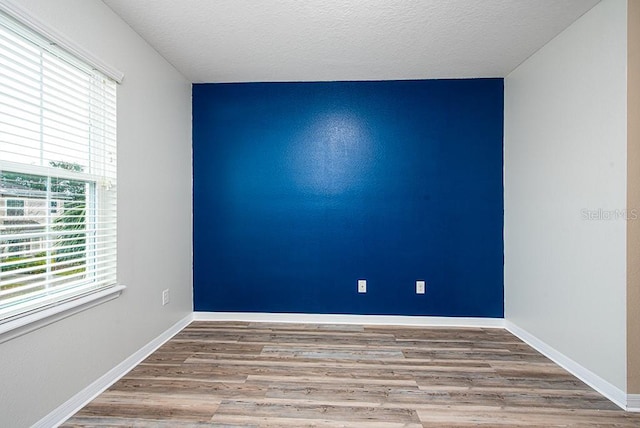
[0,10,117,321]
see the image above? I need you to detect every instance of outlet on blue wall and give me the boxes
[193,79,503,317]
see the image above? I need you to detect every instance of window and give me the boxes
[0,10,118,323]
[6,199,24,216]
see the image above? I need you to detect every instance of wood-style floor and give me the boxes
[63,322,640,427]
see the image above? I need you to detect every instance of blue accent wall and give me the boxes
[193,79,504,317]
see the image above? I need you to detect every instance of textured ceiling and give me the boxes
[101,0,600,83]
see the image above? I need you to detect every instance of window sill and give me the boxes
[0,284,126,344]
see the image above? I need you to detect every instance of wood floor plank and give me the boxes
[249,374,419,387]
[73,391,220,421]
[63,418,249,427]
[61,322,640,427]
[260,345,405,360]
[417,407,640,427]
[211,399,421,425]
[107,377,268,399]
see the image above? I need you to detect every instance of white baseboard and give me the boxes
[505,320,628,411]
[628,395,640,412]
[193,311,505,328]
[33,313,193,428]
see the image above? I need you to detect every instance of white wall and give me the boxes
[505,0,627,391]
[0,1,193,427]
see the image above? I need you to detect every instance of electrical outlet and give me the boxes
[416,280,426,294]
[162,289,170,305]
[358,279,367,293]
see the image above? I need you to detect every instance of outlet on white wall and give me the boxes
[358,279,367,293]
[416,280,426,294]
[162,289,170,305]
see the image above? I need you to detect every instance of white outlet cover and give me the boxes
[416,280,426,294]
[358,279,367,293]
